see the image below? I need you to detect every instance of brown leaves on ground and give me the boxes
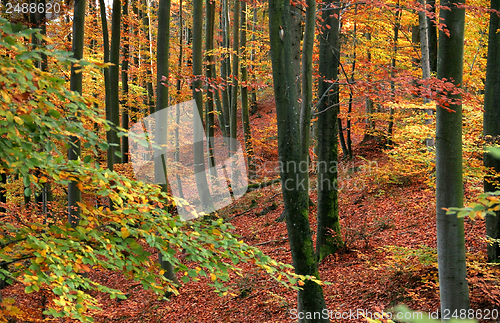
[2,96,499,323]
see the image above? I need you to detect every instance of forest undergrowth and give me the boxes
[2,94,499,323]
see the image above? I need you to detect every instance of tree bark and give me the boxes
[268,0,329,320]
[108,0,122,168]
[220,0,231,137]
[205,0,217,178]
[250,4,258,114]
[230,0,240,186]
[142,0,155,115]
[419,0,436,147]
[68,0,86,228]
[192,0,215,212]
[387,4,401,146]
[483,0,500,263]
[155,0,180,287]
[241,1,256,180]
[315,0,343,262]
[121,0,130,163]
[435,0,470,312]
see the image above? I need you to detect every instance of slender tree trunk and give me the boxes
[419,0,436,146]
[268,0,329,320]
[0,173,5,215]
[68,0,86,228]
[299,0,314,161]
[175,0,185,198]
[121,0,130,163]
[483,0,500,263]
[230,0,240,185]
[241,1,256,180]
[315,0,343,262]
[338,118,348,158]
[130,0,140,122]
[427,0,438,74]
[363,32,375,141]
[108,0,122,168]
[142,0,155,115]
[435,0,470,312]
[193,0,215,212]
[99,0,111,136]
[250,4,258,114]
[0,172,7,289]
[345,6,357,160]
[205,0,217,178]
[154,0,180,287]
[220,0,231,136]
[387,4,401,146]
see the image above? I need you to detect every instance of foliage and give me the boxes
[367,104,484,188]
[0,20,315,322]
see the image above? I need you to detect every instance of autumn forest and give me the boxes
[0,0,499,321]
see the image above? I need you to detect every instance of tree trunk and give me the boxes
[483,0,500,263]
[108,0,122,168]
[0,172,7,289]
[250,4,258,114]
[205,0,217,178]
[315,0,343,262]
[419,0,436,147]
[121,0,130,163]
[268,0,329,320]
[192,0,215,212]
[175,0,185,198]
[99,0,111,138]
[338,118,349,158]
[68,0,86,228]
[220,0,231,137]
[299,0,314,161]
[241,1,256,180]
[435,0,470,312]
[154,0,180,287]
[363,32,375,141]
[230,0,240,185]
[387,4,401,146]
[142,0,155,115]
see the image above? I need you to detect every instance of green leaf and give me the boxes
[98,142,109,151]
[48,109,61,119]
[24,187,32,197]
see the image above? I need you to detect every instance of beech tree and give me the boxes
[107,0,122,168]
[315,0,343,262]
[121,0,130,163]
[192,0,215,211]
[268,0,329,320]
[483,0,500,263]
[68,0,86,227]
[241,0,256,180]
[435,0,470,312]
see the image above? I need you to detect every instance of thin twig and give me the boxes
[254,237,288,246]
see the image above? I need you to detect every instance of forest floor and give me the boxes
[3,94,500,322]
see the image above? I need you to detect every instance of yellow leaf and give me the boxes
[121,227,130,239]
[210,273,216,281]
[35,257,44,264]
[1,90,11,103]
[13,116,23,125]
